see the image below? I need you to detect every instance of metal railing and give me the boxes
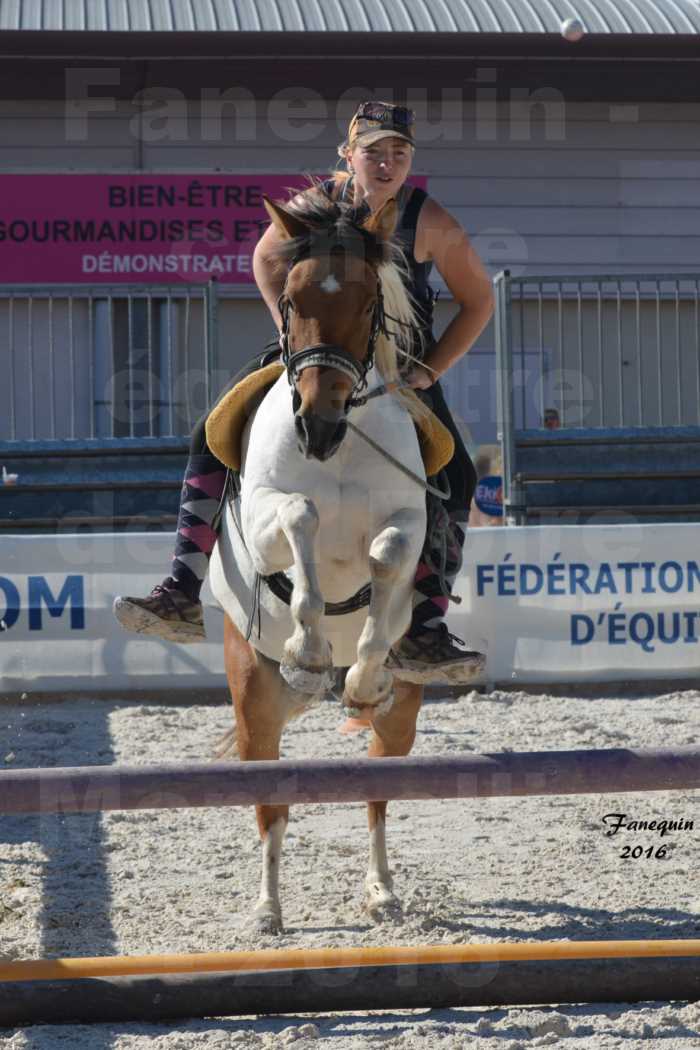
[0,281,219,442]
[495,270,700,522]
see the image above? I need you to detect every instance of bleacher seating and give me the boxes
[0,438,188,532]
[507,425,700,524]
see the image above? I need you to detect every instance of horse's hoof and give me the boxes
[365,888,404,925]
[342,688,394,723]
[337,717,373,735]
[279,661,333,695]
[248,903,284,936]
[343,663,394,713]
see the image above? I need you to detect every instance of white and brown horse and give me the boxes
[209,190,435,932]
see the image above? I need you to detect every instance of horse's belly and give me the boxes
[317,558,369,604]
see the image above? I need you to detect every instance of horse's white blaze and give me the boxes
[320,274,341,294]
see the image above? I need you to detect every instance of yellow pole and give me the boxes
[2,940,700,983]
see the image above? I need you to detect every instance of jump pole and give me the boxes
[3,939,700,981]
[2,746,700,814]
[2,942,700,1025]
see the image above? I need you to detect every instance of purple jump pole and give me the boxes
[1,747,699,815]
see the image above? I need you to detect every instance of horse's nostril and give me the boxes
[294,411,346,461]
[333,418,347,447]
[294,413,307,440]
[294,413,311,455]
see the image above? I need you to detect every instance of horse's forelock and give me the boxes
[271,190,390,270]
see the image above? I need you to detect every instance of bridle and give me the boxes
[276,260,389,412]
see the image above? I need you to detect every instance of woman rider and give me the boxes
[114,101,495,682]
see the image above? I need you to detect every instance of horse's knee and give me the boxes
[369,527,410,583]
[278,494,319,534]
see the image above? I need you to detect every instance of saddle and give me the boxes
[205,363,454,476]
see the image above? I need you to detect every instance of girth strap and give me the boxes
[263,572,371,616]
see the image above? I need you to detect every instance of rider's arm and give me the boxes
[252,223,288,332]
[415,198,494,383]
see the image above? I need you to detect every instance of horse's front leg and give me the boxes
[248,486,332,693]
[343,508,424,715]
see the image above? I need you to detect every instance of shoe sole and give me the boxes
[387,653,486,686]
[113,598,206,644]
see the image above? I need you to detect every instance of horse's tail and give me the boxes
[212,724,238,761]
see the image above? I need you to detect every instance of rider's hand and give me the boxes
[405,364,435,390]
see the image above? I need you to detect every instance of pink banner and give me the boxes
[0,174,428,285]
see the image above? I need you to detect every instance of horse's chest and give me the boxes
[316,482,370,550]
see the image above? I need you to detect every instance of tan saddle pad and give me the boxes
[205,362,454,476]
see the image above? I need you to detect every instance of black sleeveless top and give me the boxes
[322,176,436,359]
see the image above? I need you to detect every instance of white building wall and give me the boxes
[1,98,699,443]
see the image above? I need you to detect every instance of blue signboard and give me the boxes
[474,475,503,517]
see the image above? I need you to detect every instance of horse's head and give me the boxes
[263,191,398,462]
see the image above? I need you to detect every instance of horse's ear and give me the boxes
[262,196,309,240]
[363,199,399,241]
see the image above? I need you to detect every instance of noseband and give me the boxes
[277,273,388,411]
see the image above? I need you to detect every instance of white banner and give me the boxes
[449,522,700,686]
[0,533,225,695]
[1,524,699,694]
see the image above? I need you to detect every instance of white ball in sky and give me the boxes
[561,17,585,41]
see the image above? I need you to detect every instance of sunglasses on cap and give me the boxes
[354,102,415,127]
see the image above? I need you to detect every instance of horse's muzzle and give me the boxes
[294,411,347,461]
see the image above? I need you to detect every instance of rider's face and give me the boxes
[348,137,413,200]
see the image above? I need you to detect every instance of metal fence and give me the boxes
[495,270,700,433]
[3,271,699,449]
[494,269,700,524]
[0,281,219,442]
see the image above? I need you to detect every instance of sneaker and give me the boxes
[113,578,205,644]
[386,622,485,685]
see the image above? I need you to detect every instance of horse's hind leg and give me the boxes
[224,615,289,935]
[365,681,423,920]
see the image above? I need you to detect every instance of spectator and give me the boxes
[469,446,503,527]
[543,407,561,430]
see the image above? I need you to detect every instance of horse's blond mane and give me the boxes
[375,251,432,426]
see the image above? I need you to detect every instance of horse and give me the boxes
[208,187,440,933]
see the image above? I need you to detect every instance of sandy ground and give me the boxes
[1,685,699,1048]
